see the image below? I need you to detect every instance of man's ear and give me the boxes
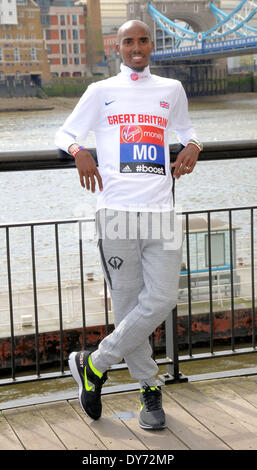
[115,43,120,55]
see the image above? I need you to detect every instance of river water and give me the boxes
[0,93,257,403]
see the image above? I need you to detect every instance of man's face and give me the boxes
[116,24,154,72]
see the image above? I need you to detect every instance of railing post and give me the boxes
[158,164,188,384]
[158,306,188,384]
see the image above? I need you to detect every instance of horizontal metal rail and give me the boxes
[0,140,257,172]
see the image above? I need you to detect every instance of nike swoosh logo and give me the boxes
[84,368,93,391]
[105,100,115,106]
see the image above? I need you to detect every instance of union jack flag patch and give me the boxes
[160,101,169,109]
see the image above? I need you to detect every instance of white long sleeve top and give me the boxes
[55,63,198,213]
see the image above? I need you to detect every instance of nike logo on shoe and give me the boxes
[84,368,95,391]
[105,100,115,106]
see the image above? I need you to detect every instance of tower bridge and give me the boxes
[126,0,257,95]
[128,0,217,36]
[127,0,257,60]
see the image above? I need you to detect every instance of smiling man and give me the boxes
[117,20,153,72]
[55,20,202,431]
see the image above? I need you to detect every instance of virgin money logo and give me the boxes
[130,73,148,81]
[122,125,143,143]
[130,73,139,81]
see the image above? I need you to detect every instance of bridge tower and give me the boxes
[126,0,227,97]
[127,0,219,39]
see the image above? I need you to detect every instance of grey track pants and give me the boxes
[91,209,183,383]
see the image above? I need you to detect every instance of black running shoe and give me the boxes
[68,351,108,420]
[139,385,166,430]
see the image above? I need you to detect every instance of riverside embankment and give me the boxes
[0,91,257,113]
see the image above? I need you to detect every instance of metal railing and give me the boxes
[170,205,257,381]
[1,139,257,171]
[0,141,257,392]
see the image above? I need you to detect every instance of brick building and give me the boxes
[103,34,117,58]
[44,4,87,77]
[0,0,50,96]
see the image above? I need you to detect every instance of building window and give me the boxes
[74,57,80,65]
[29,24,34,30]
[72,29,78,40]
[41,14,50,27]
[60,15,65,25]
[14,47,20,61]
[194,4,199,13]
[61,43,67,54]
[31,46,37,61]
[15,71,21,81]
[129,5,134,14]
[161,5,167,13]
[0,47,3,61]
[61,29,66,40]
[73,43,79,54]
[62,57,68,65]
[72,14,77,25]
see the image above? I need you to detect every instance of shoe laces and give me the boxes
[141,385,162,411]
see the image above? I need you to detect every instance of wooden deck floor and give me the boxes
[2,375,257,450]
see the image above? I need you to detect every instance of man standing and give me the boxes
[55,20,202,430]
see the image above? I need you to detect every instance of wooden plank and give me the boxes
[38,401,107,451]
[103,390,188,450]
[161,389,229,450]
[225,376,257,408]
[0,412,24,450]
[69,398,147,450]
[165,381,257,450]
[3,405,65,450]
[194,378,257,439]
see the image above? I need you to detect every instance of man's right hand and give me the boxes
[74,149,103,193]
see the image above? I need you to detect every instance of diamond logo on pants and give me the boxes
[108,256,123,270]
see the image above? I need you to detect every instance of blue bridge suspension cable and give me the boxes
[210,1,257,37]
[148,1,257,43]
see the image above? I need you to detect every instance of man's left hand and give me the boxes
[171,143,200,179]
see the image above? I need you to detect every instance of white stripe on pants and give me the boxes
[91,209,183,382]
